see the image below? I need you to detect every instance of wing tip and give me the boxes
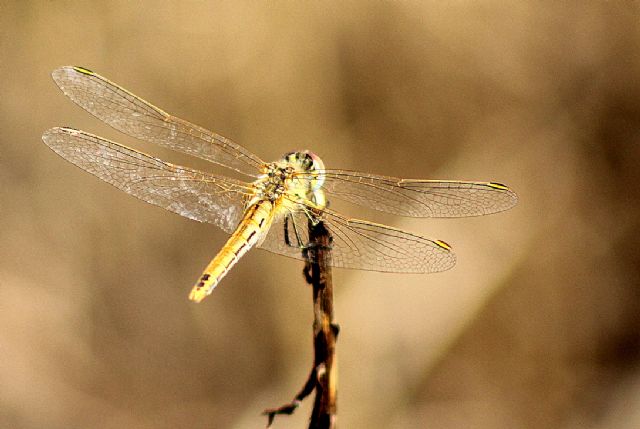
[51,66,70,81]
[42,126,64,144]
[479,182,518,215]
[51,66,95,89]
[42,127,90,155]
[430,242,456,273]
[42,126,78,139]
[500,185,519,211]
[52,65,93,75]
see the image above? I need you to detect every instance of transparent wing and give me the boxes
[297,170,517,218]
[260,203,455,273]
[42,127,250,234]
[51,66,264,176]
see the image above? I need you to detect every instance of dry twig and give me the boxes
[264,220,338,428]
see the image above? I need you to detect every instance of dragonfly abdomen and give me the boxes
[189,201,275,303]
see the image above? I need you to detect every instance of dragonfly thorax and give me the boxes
[251,150,326,208]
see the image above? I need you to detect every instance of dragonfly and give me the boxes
[42,66,518,303]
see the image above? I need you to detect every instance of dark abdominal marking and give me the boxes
[234,242,247,256]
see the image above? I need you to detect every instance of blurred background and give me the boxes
[2,1,640,428]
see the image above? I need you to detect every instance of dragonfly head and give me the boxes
[282,150,325,191]
[276,150,327,209]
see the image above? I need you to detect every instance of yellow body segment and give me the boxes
[189,200,275,302]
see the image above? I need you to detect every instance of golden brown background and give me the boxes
[2,1,640,428]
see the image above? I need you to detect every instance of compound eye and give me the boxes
[301,154,313,169]
[306,151,325,172]
[301,155,324,190]
[307,152,324,171]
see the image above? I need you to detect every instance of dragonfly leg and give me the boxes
[284,213,305,249]
[301,204,322,226]
[283,212,333,267]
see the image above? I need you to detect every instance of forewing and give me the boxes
[51,66,264,176]
[42,127,249,233]
[260,205,455,273]
[304,170,517,218]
